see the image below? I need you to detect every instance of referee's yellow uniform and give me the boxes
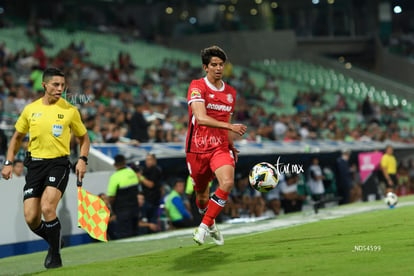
[15,98,87,159]
[381,152,397,189]
[381,154,397,175]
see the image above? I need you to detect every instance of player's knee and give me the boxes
[24,212,40,229]
[220,178,234,191]
[41,204,56,219]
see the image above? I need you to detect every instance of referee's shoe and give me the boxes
[44,239,64,269]
[44,251,62,269]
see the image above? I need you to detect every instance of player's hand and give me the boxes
[231,123,247,136]
[76,159,87,182]
[1,166,13,180]
[230,144,240,163]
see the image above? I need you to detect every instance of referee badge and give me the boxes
[52,124,63,137]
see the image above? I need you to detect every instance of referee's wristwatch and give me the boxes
[3,160,13,166]
[79,156,88,164]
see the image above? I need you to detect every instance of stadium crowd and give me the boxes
[1,31,414,239]
[1,37,413,147]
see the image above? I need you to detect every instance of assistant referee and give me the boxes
[1,68,90,269]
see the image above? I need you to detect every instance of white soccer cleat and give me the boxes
[209,221,224,246]
[193,224,208,245]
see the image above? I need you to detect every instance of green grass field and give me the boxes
[1,196,413,276]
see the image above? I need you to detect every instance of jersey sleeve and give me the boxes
[187,80,205,106]
[14,106,30,134]
[70,108,87,137]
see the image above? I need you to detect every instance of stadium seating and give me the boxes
[250,59,413,130]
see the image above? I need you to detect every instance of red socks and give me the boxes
[202,188,229,227]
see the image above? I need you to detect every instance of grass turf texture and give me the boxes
[1,196,413,276]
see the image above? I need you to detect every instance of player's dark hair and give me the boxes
[42,68,65,82]
[201,45,227,66]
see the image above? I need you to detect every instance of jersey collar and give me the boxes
[204,77,225,92]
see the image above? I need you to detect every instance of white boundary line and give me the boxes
[117,201,414,243]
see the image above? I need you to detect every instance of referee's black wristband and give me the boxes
[79,156,88,164]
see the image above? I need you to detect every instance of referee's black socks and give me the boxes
[44,218,62,255]
[33,220,49,242]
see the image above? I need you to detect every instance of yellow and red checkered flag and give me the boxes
[77,180,110,242]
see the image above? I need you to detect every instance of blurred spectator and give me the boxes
[293,92,308,113]
[29,66,44,93]
[106,154,139,239]
[136,153,162,229]
[33,44,47,70]
[335,149,353,205]
[3,93,19,117]
[12,159,25,177]
[265,176,282,216]
[283,126,299,142]
[137,192,158,235]
[350,163,363,202]
[164,178,193,228]
[335,94,348,111]
[396,163,409,196]
[230,174,265,218]
[307,157,325,208]
[105,125,122,143]
[273,115,288,140]
[129,103,150,143]
[14,136,29,162]
[361,96,374,124]
[14,86,29,113]
[279,173,306,214]
[322,166,337,197]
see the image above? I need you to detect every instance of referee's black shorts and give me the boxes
[23,156,71,200]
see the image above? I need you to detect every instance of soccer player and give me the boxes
[1,68,90,269]
[186,46,247,245]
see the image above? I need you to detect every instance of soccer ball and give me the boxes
[384,192,398,208]
[248,162,279,192]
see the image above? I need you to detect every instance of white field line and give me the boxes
[117,201,414,243]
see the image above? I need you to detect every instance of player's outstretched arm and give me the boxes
[191,101,247,135]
